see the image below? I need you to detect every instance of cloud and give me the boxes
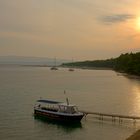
[99,14,135,25]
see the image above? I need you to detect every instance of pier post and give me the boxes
[84,113,88,120]
[133,119,136,124]
[112,116,116,122]
[99,115,103,120]
[119,117,122,123]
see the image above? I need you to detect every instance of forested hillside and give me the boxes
[114,52,140,75]
[62,52,140,76]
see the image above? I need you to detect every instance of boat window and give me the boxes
[71,106,78,113]
[58,105,78,113]
[74,106,78,112]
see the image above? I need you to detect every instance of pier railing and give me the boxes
[80,110,140,122]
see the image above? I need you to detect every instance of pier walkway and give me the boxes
[80,110,140,122]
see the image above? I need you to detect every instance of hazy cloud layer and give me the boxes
[99,14,135,24]
[0,0,139,60]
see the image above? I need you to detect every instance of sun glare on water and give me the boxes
[132,85,140,115]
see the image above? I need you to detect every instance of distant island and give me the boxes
[62,52,140,76]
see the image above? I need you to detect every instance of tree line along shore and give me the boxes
[62,52,140,76]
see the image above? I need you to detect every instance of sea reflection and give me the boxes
[34,116,82,133]
[132,85,140,115]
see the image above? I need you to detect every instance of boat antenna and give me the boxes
[54,57,56,67]
[64,90,69,105]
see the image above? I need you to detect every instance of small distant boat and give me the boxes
[34,99,84,122]
[68,59,74,71]
[68,68,74,71]
[50,67,58,70]
[50,58,58,70]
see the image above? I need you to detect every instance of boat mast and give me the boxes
[64,90,69,105]
[54,58,56,67]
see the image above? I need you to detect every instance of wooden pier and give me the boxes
[80,110,140,123]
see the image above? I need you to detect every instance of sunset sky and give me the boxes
[0,0,140,60]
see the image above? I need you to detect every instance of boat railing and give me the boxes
[58,105,78,114]
[41,107,58,112]
[35,104,58,112]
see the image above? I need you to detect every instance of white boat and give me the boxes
[68,68,74,71]
[34,99,84,122]
[50,67,58,70]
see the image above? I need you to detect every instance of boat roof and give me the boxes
[58,103,76,107]
[36,99,76,107]
[37,99,62,104]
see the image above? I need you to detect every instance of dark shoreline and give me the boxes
[126,130,140,140]
[0,64,140,78]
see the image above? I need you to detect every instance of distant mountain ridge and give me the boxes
[0,56,69,66]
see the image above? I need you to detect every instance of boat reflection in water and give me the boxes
[34,115,82,132]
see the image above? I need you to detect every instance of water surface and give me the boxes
[0,66,140,140]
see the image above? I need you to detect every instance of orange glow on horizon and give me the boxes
[135,16,140,31]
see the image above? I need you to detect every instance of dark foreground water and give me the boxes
[0,66,140,140]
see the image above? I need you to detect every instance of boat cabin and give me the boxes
[35,99,78,114]
[58,103,78,114]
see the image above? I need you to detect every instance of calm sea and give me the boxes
[0,66,140,140]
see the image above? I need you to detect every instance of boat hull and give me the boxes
[34,109,84,122]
